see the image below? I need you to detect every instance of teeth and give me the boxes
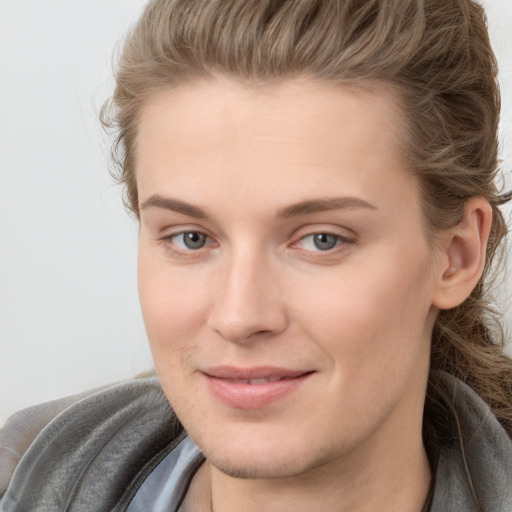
[223,377,285,384]
[247,377,281,384]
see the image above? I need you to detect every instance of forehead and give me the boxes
[137,76,406,156]
[135,76,417,216]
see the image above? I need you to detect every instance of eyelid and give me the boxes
[158,222,215,241]
[157,224,355,259]
[288,225,356,259]
[290,223,355,242]
[293,232,350,250]
[160,228,218,256]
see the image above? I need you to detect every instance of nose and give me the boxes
[207,250,288,344]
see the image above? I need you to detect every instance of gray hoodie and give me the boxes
[1,371,511,511]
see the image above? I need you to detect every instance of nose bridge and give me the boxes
[208,244,286,343]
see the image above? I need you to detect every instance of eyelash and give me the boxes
[161,230,216,257]
[160,230,353,259]
[292,232,350,253]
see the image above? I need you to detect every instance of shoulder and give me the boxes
[0,377,184,512]
[0,387,94,497]
[429,371,512,511]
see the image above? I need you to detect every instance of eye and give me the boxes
[168,231,209,250]
[297,233,346,251]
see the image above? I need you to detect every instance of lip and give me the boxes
[202,366,314,409]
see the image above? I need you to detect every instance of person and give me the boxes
[1,0,511,510]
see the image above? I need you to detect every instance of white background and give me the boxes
[1,0,511,424]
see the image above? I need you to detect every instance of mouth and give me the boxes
[228,376,291,384]
[202,366,315,409]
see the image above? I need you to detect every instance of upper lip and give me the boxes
[202,366,312,380]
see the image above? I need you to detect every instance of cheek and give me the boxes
[137,247,210,363]
[289,249,434,370]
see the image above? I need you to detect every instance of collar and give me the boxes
[429,371,512,511]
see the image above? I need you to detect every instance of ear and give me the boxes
[432,197,493,310]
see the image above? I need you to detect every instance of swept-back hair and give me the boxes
[102,0,512,435]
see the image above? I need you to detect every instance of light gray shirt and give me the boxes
[126,436,204,512]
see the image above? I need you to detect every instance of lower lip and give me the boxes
[204,373,313,409]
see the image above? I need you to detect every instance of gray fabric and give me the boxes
[0,377,184,512]
[430,372,512,511]
[0,391,87,497]
[126,435,204,512]
[0,371,510,511]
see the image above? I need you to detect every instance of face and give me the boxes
[136,77,442,479]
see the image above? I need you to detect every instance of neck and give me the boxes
[184,426,431,512]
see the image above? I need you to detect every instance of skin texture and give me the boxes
[135,77,490,511]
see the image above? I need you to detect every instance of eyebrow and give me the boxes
[277,197,377,218]
[140,195,207,218]
[139,194,377,219]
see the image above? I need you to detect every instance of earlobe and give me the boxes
[432,197,492,310]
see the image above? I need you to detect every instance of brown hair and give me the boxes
[102,0,512,432]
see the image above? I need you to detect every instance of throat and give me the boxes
[179,461,213,512]
[179,450,432,512]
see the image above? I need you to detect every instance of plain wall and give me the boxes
[1,0,511,424]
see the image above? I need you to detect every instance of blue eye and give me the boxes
[299,233,343,251]
[173,231,208,250]
[313,233,339,250]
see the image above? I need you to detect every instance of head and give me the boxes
[103,0,511,474]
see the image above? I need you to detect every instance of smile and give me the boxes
[231,377,283,384]
[202,366,314,409]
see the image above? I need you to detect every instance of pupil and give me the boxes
[184,232,206,249]
[314,233,337,250]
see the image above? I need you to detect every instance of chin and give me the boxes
[190,422,337,480]
[205,448,324,480]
